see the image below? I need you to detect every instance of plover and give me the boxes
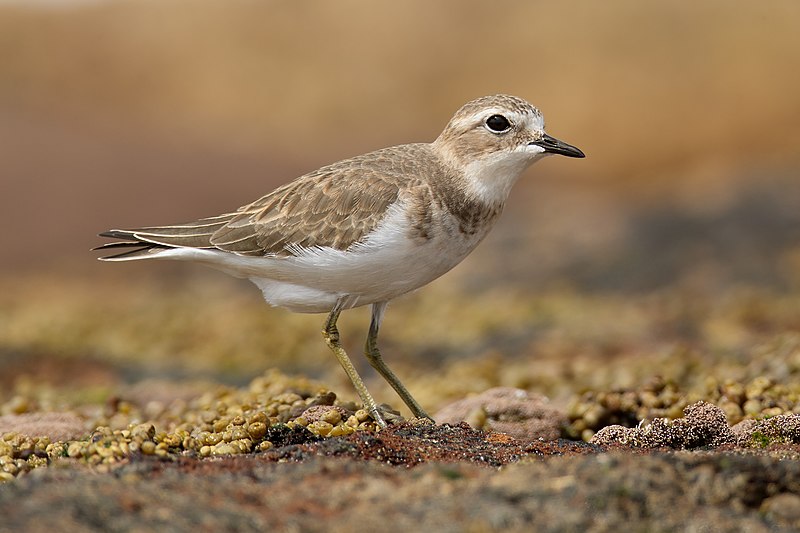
[96,94,584,426]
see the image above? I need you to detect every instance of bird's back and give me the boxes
[97,143,447,260]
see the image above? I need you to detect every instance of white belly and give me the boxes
[157,201,494,313]
[251,202,492,312]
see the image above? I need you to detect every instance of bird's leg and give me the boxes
[364,302,432,421]
[322,300,386,427]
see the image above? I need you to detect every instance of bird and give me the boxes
[95,94,585,427]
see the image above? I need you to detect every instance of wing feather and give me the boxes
[95,144,439,258]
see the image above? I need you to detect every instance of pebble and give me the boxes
[0,370,381,480]
[761,493,800,526]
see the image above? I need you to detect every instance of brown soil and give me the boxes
[2,422,800,532]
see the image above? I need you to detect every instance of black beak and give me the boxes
[530,133,585,158]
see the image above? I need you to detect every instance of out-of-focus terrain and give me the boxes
[1,1,800,530]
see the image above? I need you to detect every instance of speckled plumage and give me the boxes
[99,141,503,259]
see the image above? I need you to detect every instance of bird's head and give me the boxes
[434,94,584,203]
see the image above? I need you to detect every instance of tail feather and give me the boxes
[95,215,238,261]
[98,230,139,240]
[93,239,166,261]
[93,240,144,250]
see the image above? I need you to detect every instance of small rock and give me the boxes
[590,425,636,446]
[434,387,566,441]
[590,401,735,449]
[761,493,800,527]
[732,413,800,447]
[300,405,348,425]
[0,413,88,441]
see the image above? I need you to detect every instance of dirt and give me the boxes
[2,280,800,531]
[2,422,800,532]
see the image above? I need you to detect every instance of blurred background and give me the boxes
[1,0,799,417]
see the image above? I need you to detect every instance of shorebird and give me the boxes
[96,94,584,426]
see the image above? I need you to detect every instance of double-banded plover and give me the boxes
[96,94,585,426]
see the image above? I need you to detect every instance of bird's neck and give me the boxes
[460,150,537,206]
[427,155,506,237]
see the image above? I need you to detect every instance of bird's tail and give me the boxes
[94,215,235,261]
[93,231,169,261]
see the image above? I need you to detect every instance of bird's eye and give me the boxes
[485,114,511,133]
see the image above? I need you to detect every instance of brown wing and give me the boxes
[209,162,401,256]
[95,145,431,259]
